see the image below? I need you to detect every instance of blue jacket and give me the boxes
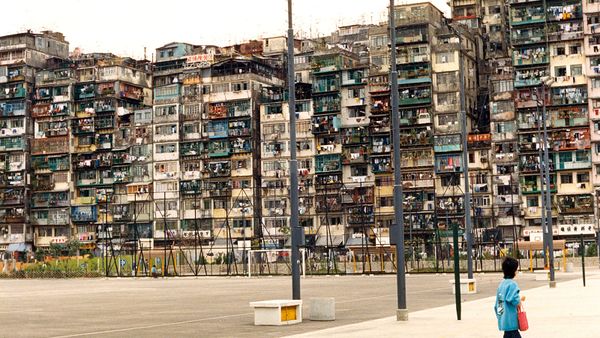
[494,278,521,331]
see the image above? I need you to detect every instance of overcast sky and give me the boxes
[5,0,449,60]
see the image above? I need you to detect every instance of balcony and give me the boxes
[312,76,340,94]
[315,154,341,173]
[153,84,180,105]
[547,3,581,21]
[396,27,428,45]
[0,101,26,117]
[371,156,392,173]
[32,176,55,191]
[206,161,231,178]
[341,69,365,86]
[511,28,546,45]
[32,192,70,208]
[94,99,115,113]
[208,100,251,119]
[31,210,69,226]
[512,48,548,66]
[153,105,179,123]
[555,151,591,170]
[398,87,431,106]
[342,127,369,145]
[401,150,433,168]
[495,152,517,163]
[0,84,26,100]
[342,147,368,164]
[435,154,463,173]
[510,6,545,26]
[398,64,431,85]
[74,84,96,100]
[228,119,251,137]
[370,98,390,115]
[557,194,593,214]
[71,206,98,223]
[180,141,205,157]
[313,95,341,114]
[547,23,583,42]
[316,195,342,213]
[514,69,547,88]
[312,115,340,134]
[434,134,461,152]
[397,52,430,65]
[400,129,433,148]
[208,141,231,158]
[0,190,24,206]
[231,138,251,154]
[119,83,144,101]
[206,120,228,139]
[551,107,588,127]
[0,136,24,151]
[347,206,374,226]
[552,87,587,106]
[372,135,391,154]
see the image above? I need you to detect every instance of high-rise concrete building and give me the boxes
[0,31,68,254]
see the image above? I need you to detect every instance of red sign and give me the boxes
[186,54,214,64]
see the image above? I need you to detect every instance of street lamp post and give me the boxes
[287,0,301,300]
[538,81,556,286]
[389,0,408,321]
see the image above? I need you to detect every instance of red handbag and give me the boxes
[518,304,529,331]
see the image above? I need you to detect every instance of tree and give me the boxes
[64,239,81,257]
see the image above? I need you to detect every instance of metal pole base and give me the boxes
[549,281,556,288]
[396,309,409,321]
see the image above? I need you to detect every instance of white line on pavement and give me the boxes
[49,312,254,338]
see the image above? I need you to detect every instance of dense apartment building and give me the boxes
[0,31,68,253]
[509,0,596,241]
[69,54,152,251]
[152,42,284,250]
[3,0,600,258]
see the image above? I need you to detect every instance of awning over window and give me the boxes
[315,235,344,247]
[6,243,31,253]
[345,236,368,247]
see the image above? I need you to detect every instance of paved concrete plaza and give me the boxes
[289,270,600,338]
[0,271,590,337]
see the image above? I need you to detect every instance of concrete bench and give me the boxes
[249,299,302,326]
[449,278,477,294]
[308,297,335,321]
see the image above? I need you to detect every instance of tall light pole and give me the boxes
[446,25,474,279]
[539,79,556,286]
[287,0,301,300]
[389,0,408,321]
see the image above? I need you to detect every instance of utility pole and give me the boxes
[540,83,556,286]
[390,0,408,321]
[453,27,474,280]
[287,0,301,300]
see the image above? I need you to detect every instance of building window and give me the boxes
[575,150,588,162]
[571,65,582,76]
[436,52,455,64]
[561,173,573,184]
[378,197,394,207]
[527,197,539,207]
[569,44,581,55]
[577,172,589,183]
[437,93,457,106]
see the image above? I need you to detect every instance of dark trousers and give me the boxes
[504,330,521,338]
